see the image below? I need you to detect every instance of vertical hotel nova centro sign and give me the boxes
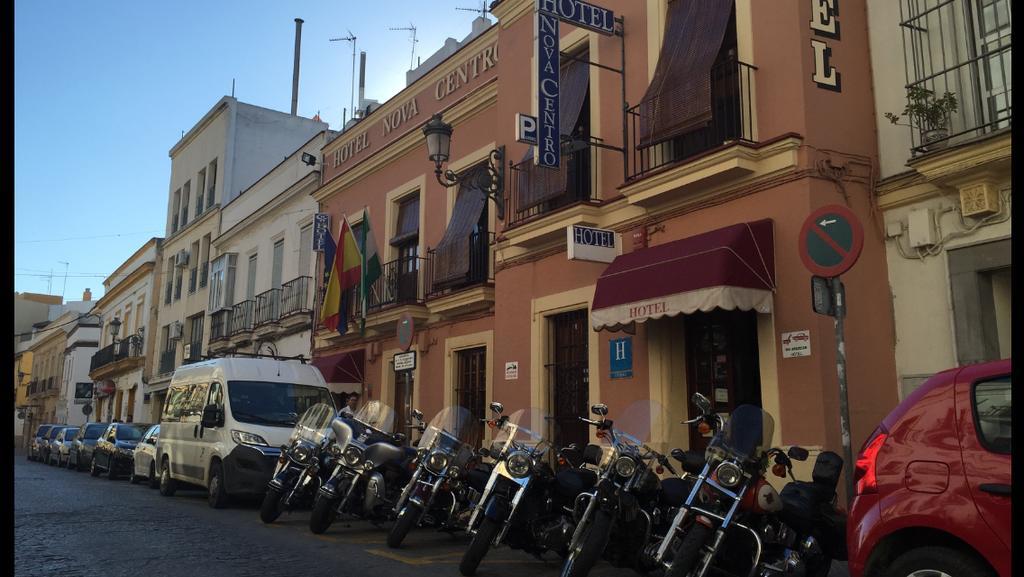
[534,0,615,169]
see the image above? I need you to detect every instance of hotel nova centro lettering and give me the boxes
[323,41,500,182]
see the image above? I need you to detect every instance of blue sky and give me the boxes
[14,0,493,301]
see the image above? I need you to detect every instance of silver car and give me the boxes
[53,427,80,467]
[130,424,161,488]
[28,424,54,461]
[41,426,67,465]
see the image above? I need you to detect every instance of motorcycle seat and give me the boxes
[554,468,598,498]
[659,477,693,507]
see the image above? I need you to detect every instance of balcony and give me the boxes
[89,335,145,381]
[507,143,598,229]
[229,300,255,345]
[254,288,282,337]
[279,276,314,332]
[626,57,756,182]
[159,349,176,375]
[319,258,427,341]
[424,231,495,318]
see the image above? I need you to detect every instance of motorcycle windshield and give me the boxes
[289,403,336,445]
[707,404,775,463]
[351,400,396,435]
[599,399,665,466]
[491,407,551,458]
[420,406,478,453]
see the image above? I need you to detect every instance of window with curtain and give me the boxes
[272,239,284,290]
[433,162,489,288]
[299,223,313,277]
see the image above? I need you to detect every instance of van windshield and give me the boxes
[227,381,335,428]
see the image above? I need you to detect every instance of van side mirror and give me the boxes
[201,404,223,428]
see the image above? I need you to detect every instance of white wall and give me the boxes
[867,0,913,179]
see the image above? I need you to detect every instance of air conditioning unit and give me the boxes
[183,343,192,359]
[169,321,183,340]
[175,249,191,268]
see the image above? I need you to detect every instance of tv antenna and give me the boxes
[456,1,490,19]
[389,23,418,70]
[58,261,69,301]
[329,31,357,128]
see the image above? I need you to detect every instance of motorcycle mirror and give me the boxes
[393,432,406,444]
[489,402,504,415]
[411,409,423,422]
[787,446,809,461]
[591,403,609,417]
[691,393,712,414]
[477,447,490,459]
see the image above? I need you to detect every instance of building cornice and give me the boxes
[169,98,232,158]
[95,262,156,310]
[102,238,161,289]
[216,173,318,246]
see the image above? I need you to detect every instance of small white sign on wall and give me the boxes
[505,361,519,380]
[781,330,812,358]
[567,225,620,263]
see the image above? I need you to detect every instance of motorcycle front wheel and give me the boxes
[309,494,338,534]
[560,509,613,577]
[666,522,712,577]
[260,487,285,524]
[459,517,501,576]
[387,502,422,548]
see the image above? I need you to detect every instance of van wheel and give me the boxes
[208,461,229,509]
[159,459,177,496]
[886,546,994,577]
[148,463,159,489]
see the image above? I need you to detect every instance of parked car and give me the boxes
[39,426,67,465]
[130,424,160,488]
[51,426,80,467]
[848,358,1011,577]
[90,422,153,480]
[68,422,110,472]
[28,424,55,461]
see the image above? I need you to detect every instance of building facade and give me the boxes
[14,292,62,447]
[206,131,332,366]
[312,0,900,492]
[868,0,1012,399]
[88,238,164,423]
[150,96,327,414]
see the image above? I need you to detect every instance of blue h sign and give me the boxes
[610,337,633,379]
[535,8,560,169]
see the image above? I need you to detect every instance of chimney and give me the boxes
[83,288,92,302]
[291,18,304,116]
[358,51,367,108]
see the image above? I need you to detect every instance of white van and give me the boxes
[155,357,336,508]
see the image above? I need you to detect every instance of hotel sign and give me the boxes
[538,0,615,36]
[313,213,331,252]
[567,224,619,263]
[810,0,841,91]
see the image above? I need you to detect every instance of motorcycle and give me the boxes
[308,400,412,534]
[459,402,597,576]
[659,394,847,577]
[560,400,684,577]
[387,405,486,548]
[260,402,338,523]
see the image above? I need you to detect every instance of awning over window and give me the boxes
[312,348,365,384]
[638,0,734,146]
[516,57,590,213]
[591,220,775,331]
[390,196,420,246]
[433,171,488,287]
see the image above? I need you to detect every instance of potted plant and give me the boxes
[885,86,958,150]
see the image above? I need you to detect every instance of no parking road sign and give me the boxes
[799,204,864,277]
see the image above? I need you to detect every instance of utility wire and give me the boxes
[16,230,162,244]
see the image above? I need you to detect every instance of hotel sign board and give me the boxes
[313,213,331,252]
[567,224,620,263]
[534,0,615,169]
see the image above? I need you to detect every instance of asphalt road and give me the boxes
[14,453,849,577]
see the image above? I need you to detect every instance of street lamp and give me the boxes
[109,317,122,343]
[422,113,505,220]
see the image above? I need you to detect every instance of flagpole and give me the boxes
[360,206,368,335]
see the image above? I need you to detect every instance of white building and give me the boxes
[58,313,101,426]
[88,238,163,423]
[208,131,333,361]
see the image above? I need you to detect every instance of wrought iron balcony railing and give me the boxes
[507,143,597,228]
[255,288,282,327]
[210,310,231,342]
[281,276,313,317]
[159,349,176,375]
[229,300,255,335]
[425,231,494,299]
[89,335,145,372]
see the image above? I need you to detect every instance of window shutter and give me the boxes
[433,169,489,287]
[390,196,420,247]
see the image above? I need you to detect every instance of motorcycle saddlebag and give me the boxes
[812,451,843,491]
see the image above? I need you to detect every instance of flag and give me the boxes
[319,216,362,335]
[359,208,383,334]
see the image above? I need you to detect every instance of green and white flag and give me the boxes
[360,207,382,334]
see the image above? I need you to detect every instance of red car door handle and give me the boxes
[979,483,1010,496]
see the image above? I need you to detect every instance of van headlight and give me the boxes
[343,446,364,467]
[231,430,269,447]
[506,451,532,478]
[715,461,743,488]
[425,452,449,474]
[614,456,637,478]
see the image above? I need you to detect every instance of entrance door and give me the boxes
[394,370,413,444]
[126,387,137,423]
[548,309,589,449]
[455,347,487,448]
[685,309,761,451]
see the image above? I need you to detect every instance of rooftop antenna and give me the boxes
[329,31,357,128]
[231,78,235,97]
[389,23,418,70]
[58,261,69,301]
[456,1,490,19]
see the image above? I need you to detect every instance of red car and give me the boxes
[847,358,1011,577]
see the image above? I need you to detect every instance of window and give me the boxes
[164,257,174,305]
[174,266,183,301]
[182,382,210,424]
[392,195,420,302]
[171,189,181,233]
[199,234,211,288]
[181,180,191,228]
[188,240,200,293]
[206,159,218,209]
[456,347,487,448]
[272,239,284,290]
[196,168,207,215]
[299,223,313,277]
[209,253,238,310]
[186,313,204,362]
[208,382,224,410]
[973,377,1010,454]
[246,253,258,300]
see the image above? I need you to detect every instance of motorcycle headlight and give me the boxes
[343,446,364,467]
[506,451,532,478]
[715,461,743,488]
[231,430,269,447]
[614,456,637,478]
[291,443,313,465]
[416,447,429,462]
[425,452,449,474]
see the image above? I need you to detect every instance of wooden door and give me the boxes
[549,309,589,449]
[455,347,487,448]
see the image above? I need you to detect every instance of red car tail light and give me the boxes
[854,428,888,495]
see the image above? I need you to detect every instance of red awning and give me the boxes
[312,349,365,384]
[591,220,776,331]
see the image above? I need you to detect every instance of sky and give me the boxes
[14,0,494,302]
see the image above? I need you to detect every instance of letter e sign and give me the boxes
[810,0,841,92]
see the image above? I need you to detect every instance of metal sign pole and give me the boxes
[831,276,854,503]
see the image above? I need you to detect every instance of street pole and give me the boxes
[831,276,854,503]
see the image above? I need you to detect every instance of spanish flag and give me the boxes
[319,216,363,334]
